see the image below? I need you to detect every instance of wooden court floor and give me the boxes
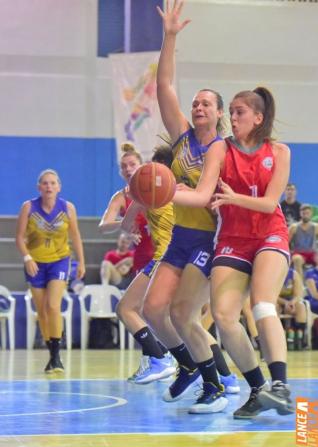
[0,349,317,447]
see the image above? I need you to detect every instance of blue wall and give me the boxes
[0,136,125,216]
[0,138,317,216]
[97,0,163,56]
[288,143,318,205]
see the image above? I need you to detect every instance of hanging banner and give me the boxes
[110,51,165,163]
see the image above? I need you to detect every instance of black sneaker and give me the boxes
[51,356,65,373]
[258,380,294,415]
[162,365,201,402]
[44,359,54,374]
[189,382,228,414]
[233,382,270,419]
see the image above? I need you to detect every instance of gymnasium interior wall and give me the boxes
[0,0,317,215]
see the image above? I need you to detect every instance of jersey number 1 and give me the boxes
[249,185,258,197]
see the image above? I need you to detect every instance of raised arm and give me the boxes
[156,0,191,142]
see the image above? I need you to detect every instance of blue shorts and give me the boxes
[161,225,215,278]
[25,257,71,288]
[141,259,159,279]
[305,296,318,315]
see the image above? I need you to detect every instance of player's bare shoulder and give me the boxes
[207,139,227,167]
[272,141,290,160]
[208,139,227,156]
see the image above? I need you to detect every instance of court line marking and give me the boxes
[0,430,295,438]
[0,391,127,417]
[0,377,316,382]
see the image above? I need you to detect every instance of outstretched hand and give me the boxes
[157,0,191,36]
[211,178,237,210]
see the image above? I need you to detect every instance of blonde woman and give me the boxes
[16,169,85,373]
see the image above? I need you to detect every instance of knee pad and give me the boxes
[252,302,277,322]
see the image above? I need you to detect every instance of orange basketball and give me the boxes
[129,162,176,209]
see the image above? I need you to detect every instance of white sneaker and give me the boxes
[188,382,228,414]
[159,352,177,381]
[127,355,149,382]
[134,356,176,384]
[219,373,240,394]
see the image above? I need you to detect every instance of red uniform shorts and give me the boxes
[291,250,316,265]
[213,234,290,275]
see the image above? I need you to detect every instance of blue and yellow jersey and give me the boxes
[26,197,71,263]
[147,202,174,260]
[171,128,221,231]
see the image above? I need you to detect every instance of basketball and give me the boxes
[129,162,176,208]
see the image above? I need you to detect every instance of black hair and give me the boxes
[152,145,173,168]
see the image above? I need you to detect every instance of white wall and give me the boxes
[0,0,113,138]
[176,1,318,143]
[0,0,317,142]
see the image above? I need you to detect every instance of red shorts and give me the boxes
[292,250,316,265]
[213,234,290,274]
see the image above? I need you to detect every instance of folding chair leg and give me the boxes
[8,315,15,350]
[119,321,125,350]
[0,321,6,350]
[65,317,72,350]
[128,332,134,350]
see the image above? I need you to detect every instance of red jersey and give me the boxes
[216,138,288,240]
[104,249,135,265]
[121,192,154,272]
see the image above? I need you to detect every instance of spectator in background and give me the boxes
[304,251,318,316]
[280,183,301,226]
[100,232,135,290]
[277,267,306,351]
[242,297,264,361]
[289,204,318,279]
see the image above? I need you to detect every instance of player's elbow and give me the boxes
[265,200,279,214]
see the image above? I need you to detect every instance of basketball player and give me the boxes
[138,0,239,414]
[99,143,176,382]
[121,146,238,389]
[99,142,154,273]
[16,169,85,373]
[173,85,294,418]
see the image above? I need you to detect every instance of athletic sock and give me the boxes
[197,357,220,386]
[243,366,266,389]
[268,361,287,384]
[157,340,168,355]
[211,344,231,376]
[133,327,164,358]
[50,338,61,359]
[169,343,197,370]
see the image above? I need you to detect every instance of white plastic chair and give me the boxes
[24,289,73,350]
[78,284,134,350]
[0,285,16,350]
